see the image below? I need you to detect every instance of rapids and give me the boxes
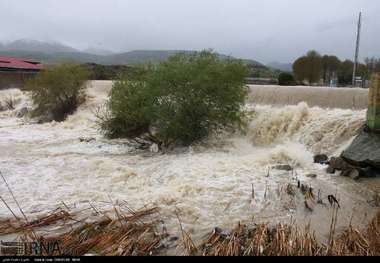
[0,81,379,243]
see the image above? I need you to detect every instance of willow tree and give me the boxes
[99,50,249,147]
[293,50,323,85]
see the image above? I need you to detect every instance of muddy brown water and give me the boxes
[0,81,379,246]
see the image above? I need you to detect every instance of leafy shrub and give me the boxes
[26,64,90,122]
[98,80,153,139]
[278,72,295,86]
[99,50,249,147]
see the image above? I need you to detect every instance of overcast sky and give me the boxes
[1,0,379,63]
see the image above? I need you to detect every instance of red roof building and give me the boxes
[0,56,42,89]
[0,56,43,71]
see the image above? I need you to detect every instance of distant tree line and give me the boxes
[83,63,146,81]
[292,50,380,87]
[246,64,281,79]
[84,62,281,82]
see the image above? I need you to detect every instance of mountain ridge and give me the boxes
[0,39,78,54]
[266,62,293,72]
[0,39,266,68]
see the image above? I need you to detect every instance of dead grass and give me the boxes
[193,209,380,256]
[0,205,171,256]
[1,205,379,256]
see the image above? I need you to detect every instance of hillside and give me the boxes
[267,62,293,72]
[0,40,265,68]
[0,49,265,68]
[0,39,78,54]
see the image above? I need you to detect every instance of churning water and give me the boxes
[0,82,379,242]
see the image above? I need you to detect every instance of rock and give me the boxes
[349,169,361,180]
[314,154,329,164]
[306,174,317,178]
[329,157,352,170]
[213,227,223,235]
[341,169,349,177]
[37,113,54,123]
[326,166,336,174]
[341,169,361,180]
[79,137,96,143]
[361,167,379,178]
[169,236,179,242]
[16,107,29,118]
[149,143,159,153]
[341,131,380,171]
[273,164,293,171]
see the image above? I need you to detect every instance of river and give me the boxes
[0,81,379,243]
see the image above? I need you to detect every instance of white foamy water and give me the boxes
[0,82,378,242]
[248,85,368,109]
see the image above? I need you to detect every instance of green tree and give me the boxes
[99,50,249,147]
[322,55,341,85]
[293,50,323,84]
[278,72,295,86]
[26,63,90,122]
[337,60,354,85]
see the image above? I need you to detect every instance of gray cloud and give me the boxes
[0,0,379,63]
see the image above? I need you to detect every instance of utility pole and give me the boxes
[352,12,362,87]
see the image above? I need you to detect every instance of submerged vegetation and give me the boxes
[26,63,90,122]
[98,50,249,147]
[0,202,379,256]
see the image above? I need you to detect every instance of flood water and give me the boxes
[1,81,379,243]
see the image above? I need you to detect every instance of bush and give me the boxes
[99,50,249,146]
[278,72,295,86]
[98,80,153,139]
[26,64,90,122]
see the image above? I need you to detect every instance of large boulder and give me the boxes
[341,131,380,170]
[328,157,353,171]
[335,130,380,178]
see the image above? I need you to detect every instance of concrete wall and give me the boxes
[86,81,370,110]
[0,71,37,90]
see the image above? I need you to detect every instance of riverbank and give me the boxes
[0,203,379,256]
